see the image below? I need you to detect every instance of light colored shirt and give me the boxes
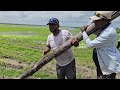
[82,24,120,75]
[47,30,74,66]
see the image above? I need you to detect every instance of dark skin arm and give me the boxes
[82,22,97,33]
[70,25,88,47]
[43,45,51,55]
[70,37,79,47]
[71,22,96,47]
[81,25,88,33]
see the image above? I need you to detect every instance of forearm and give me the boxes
[43,46,51,55]
[82,31,93,48]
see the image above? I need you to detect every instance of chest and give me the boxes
[50,34,68,48]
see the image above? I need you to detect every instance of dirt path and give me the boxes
[0,58,28,69]
[0,58,120,79]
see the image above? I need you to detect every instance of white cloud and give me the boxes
[0,11,119,27]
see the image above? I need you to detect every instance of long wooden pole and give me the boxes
[17,11,120,79]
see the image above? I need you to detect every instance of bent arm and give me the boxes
[43,45,51,55]
[82,30,112,48]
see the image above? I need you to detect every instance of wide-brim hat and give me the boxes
[89,11,113,20]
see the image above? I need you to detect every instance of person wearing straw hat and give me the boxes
[81,11,120,79]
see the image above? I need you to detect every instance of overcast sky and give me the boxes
[0,11,119,27]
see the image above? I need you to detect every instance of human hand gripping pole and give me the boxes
[16,11,120,79]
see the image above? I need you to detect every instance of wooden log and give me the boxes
[17,11,120,79]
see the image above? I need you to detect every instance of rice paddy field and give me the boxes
[0,24,120,79]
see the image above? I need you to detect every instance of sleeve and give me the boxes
[66,30,73,39]
[82,30,112,48]
[87,20,93,25]
[46,35,50,46]
[46,35,51,49]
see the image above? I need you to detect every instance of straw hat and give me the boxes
[90,11,113,20]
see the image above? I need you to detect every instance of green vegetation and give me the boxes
[0,24,119,79]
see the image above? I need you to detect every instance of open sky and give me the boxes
[0,11,119,28]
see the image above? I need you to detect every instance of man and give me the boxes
[81,11,120,79]
[43,18,78,79]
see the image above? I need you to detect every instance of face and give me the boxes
[93,19,107,30]
[49,23,59,33]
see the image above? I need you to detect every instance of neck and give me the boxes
[53,29,60,37]
[101,22,111,30]
[96,21,110,30]
[97,22,111,36]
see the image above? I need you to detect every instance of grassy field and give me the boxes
[0,24,120,79]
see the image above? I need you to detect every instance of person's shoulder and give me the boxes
[61,29,70,33]
[104,24,117,36]
[109,23,116,29]
[109,25,116,33]
[61,29,69,31]
[106,24,115,31]
[48,33,53,38]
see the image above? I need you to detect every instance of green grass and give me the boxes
[0,24,119,79]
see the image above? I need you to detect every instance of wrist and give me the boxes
[82,31,86,33]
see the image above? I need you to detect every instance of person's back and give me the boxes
[95,24,120,75]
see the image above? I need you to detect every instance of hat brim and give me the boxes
[89,16,102,20]
[47,22,57,25]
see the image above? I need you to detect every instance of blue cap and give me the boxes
[47,18,59,25]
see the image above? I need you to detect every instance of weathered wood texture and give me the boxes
[17,11,120,79]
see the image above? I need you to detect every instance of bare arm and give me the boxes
[70,36,79,47]
[43,45,51,55]
[71,22,96,47]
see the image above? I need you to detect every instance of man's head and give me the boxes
[89,11,113,29]
[47,18,59,33]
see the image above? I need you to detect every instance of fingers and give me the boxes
[73,41,79,47]
[43,50,45,55]
[70,37,79,47]
[43,47,49,55]
[43,50,46,55]
[81,25,88,32]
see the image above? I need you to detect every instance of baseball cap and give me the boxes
[47,18,59,25]
[89,11,113,21]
